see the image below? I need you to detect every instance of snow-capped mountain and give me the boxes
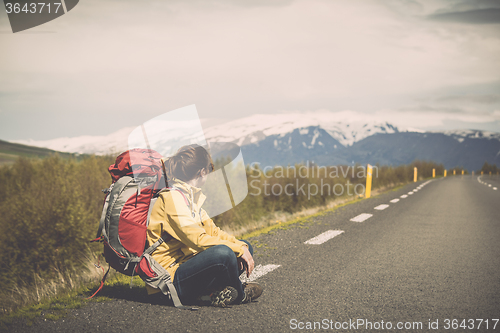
[9,111,500,171]
[13,126,134,155]
[12,112,401,155]
[203,112,399,147]
[440,129,500,143]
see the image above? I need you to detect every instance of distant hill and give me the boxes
[8,111,500,171]
[346,132,500,171]
[0,139,79,166]
[239,128,500,172]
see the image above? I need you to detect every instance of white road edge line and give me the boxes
[304,230,344,245]
[390,198,400,203]
[350,213,373,223]
[241,264,281,282]
[374,204,389,210]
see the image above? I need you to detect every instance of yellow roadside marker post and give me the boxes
[462,170,464,175]
[444,170,447,177]
[453,169,456,175]
[472,171,474,177]
[481,171,483,176]
[414,167,417,182]
[365,164,373,199]
[433,168,435,178]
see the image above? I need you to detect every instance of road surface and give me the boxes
[10,176,500,332]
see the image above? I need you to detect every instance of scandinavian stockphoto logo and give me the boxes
[3,0,78,33]
[127,105,249,221]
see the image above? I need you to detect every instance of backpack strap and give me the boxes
[92,183,114,242]
[140,253,197,310]
[94,176,134,241]
[85,254,111,300]
[146,196,158,228]
[138,188,194,310]
[169,186,189,206]
[159,274,195,310]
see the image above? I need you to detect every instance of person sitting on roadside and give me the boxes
[147,144,263,307]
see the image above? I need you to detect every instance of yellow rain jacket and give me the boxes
[146,179,247,294]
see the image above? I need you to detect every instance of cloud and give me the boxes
[397,92,500,128]
[1,0,500,140]
[374,108,500,130]
[436,94,500,104]
[427,8,500,24]
[493,110,500,119]
[426,0,500,24]
[435,0,500,13]
[384,0,425,15]
[282,107,500,131]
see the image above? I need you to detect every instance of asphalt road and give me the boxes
[10,176,500,333]
[478,174,500,190]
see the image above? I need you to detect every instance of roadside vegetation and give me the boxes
[480,161,499,175]
[0,153,485,327]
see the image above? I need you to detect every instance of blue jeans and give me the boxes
[173,240,253,304]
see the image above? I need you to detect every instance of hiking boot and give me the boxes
[198,286,238,307]
[241,282,263,303]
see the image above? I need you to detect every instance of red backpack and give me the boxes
[90,148,193,310]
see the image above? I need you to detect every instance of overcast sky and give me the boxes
[1,0,499,141]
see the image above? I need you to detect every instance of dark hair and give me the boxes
[162,144,214,184]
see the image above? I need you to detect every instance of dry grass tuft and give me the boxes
[0,251,105,315]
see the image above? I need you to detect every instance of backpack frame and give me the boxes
[91,148,194,310]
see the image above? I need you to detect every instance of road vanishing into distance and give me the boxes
[11,176,500,332]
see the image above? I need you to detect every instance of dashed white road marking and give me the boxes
[478,176,499,191]
[413,189,419,192]
[304,230,344,245]
[390,198,400,203]
[241,264,281,282]
[350,213,373,222]
[408,192,414,195]
[400,194,408,198]
[374,204,389,210]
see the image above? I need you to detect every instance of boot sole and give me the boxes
[211,286,238,307]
